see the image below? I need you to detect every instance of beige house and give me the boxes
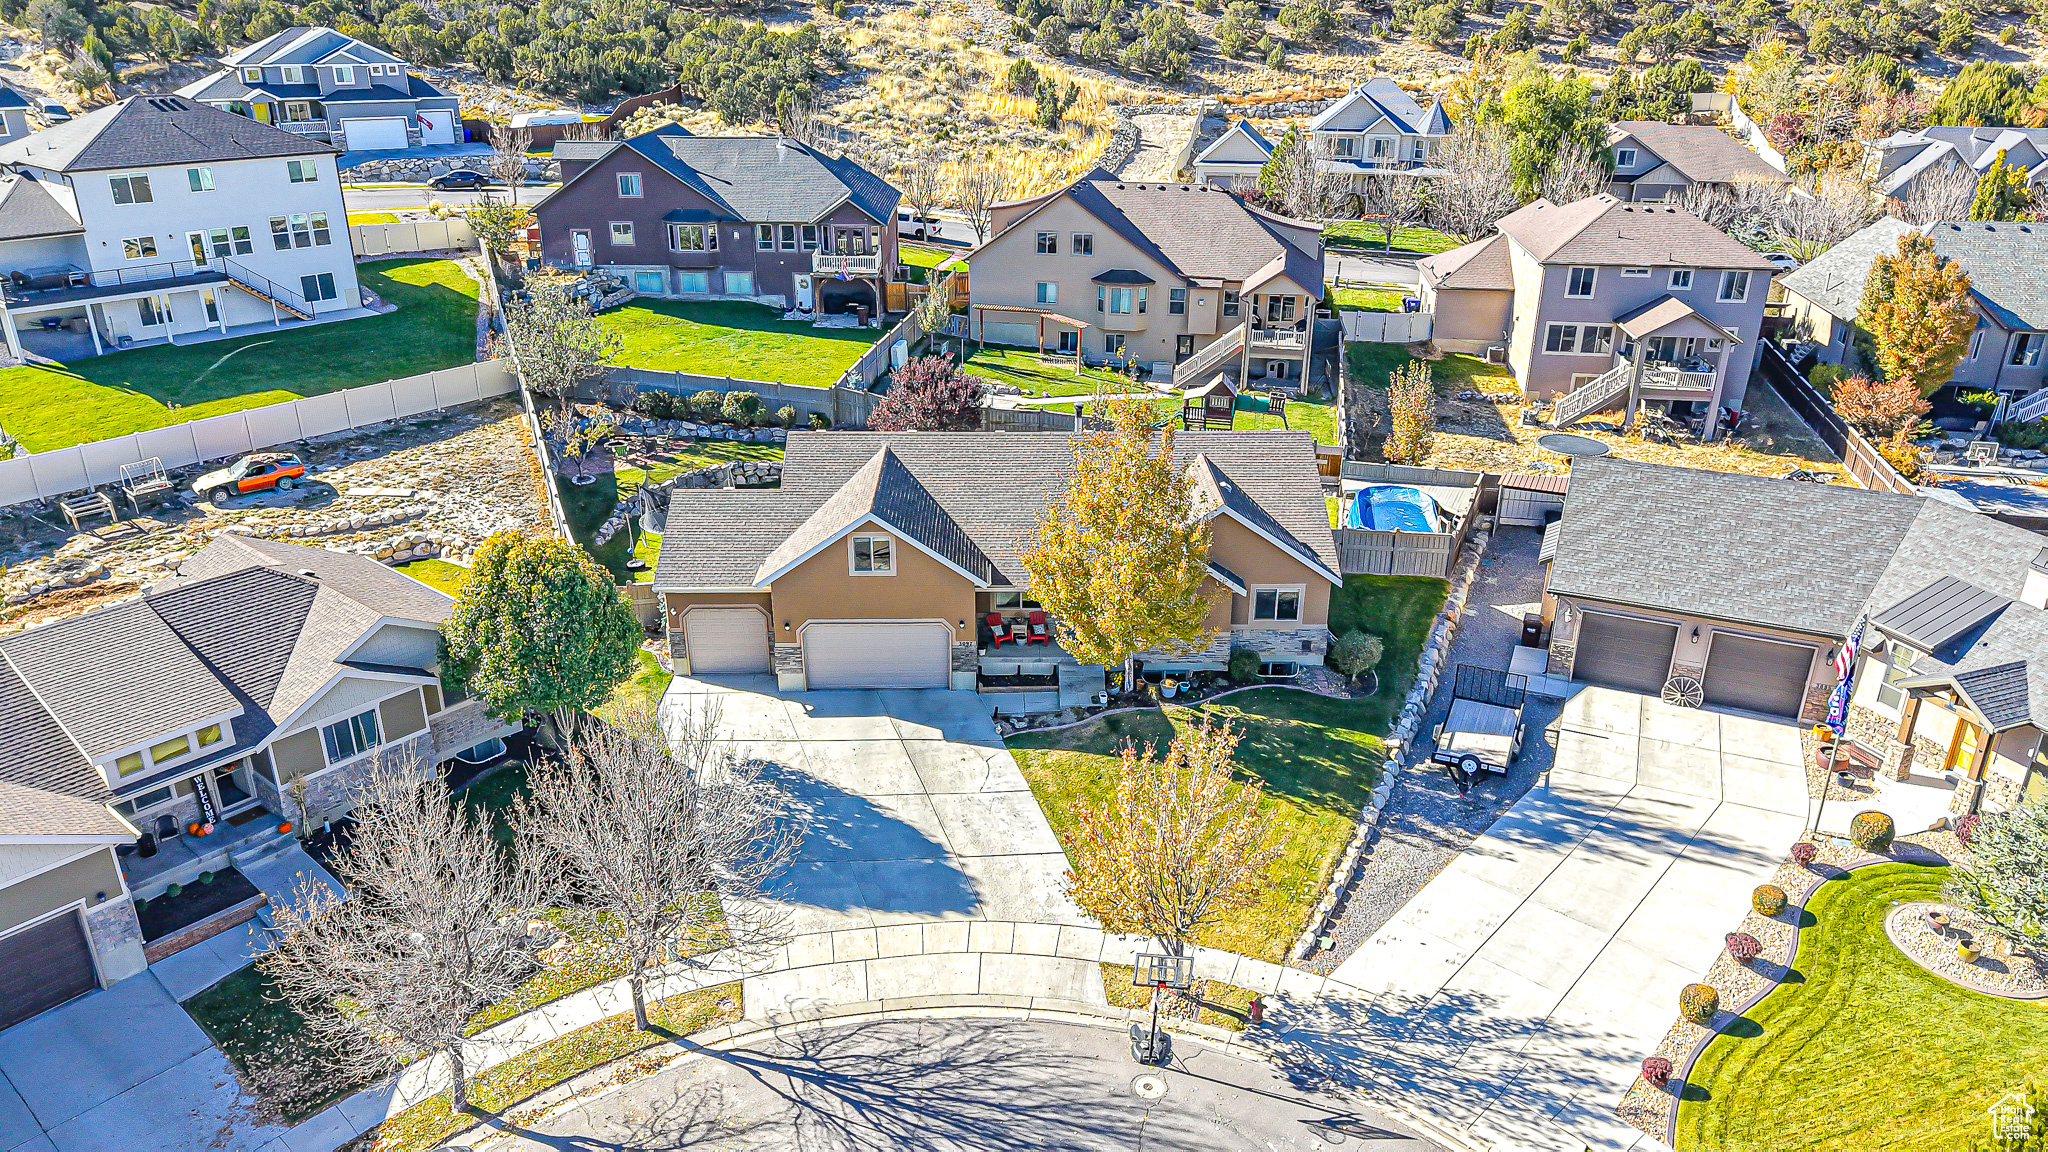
[968,169,1324,389]
[1604,121,1789,203]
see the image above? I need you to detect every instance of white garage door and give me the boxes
[1704,633,1814,719]
[416,109,456,145]
[684,609,769,674]
[1573,612,1678,695]
[341,117,410,151]
[803,622,951,689]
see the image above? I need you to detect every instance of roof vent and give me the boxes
[298,568,318,579]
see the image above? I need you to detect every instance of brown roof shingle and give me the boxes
[1495,195,1779,270]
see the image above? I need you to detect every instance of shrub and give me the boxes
[1877,437,1923,482]
[1998,23,2016,42]
[1679,982,1719,1025]
[809,411,831,429]
[1641,1056,1673,1087]
[1328,630,1385,683]
[1752,883,1787,916]
[1995,419,2048,450]
[1956,812,1980,847]
[832,0,848,16]
[633,390,679,419]
[1808,362,1847,394]
[1791,840,1818,867]
[721,391,763,426]
[1850,809,1896,853]
[165,883,183,898]
[1264,41,1286,68]
[1036,15,1072,54]
[690,390,725,419]
[1228,647,1263,683]
[198,871,215,885]
[776,405,798,428]
[1003,56,1041,94]
[1725,931,1761,964]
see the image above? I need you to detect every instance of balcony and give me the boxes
[1633,357,1718,395]
[3,259,225,308]
[814,252,881,276]
[1250,321,1309,349]
[275,119,332,136]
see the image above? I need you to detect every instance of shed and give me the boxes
[1498,472,1569,526]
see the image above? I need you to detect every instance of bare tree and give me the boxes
[895,148,948,239]
[1891,161,1976,226]
[1540,135,1611,207]
[261,759,545,1114]
[1261,128,1345,221]
[955,158,1010,246]
[519,703,805,1031]
[1359,173,1430,252]
[1673,176,1784,242]
[1432,126,1522,241]
[487,123,534,205]
[776,90,826,148]
[1774,171,1878,262]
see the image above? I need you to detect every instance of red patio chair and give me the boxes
[985,613,1011,647]
[1026,611,1051,646]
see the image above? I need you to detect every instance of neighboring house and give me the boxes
[179,26,462,151]
[1307,77,1451,187]
[1779,218,2048,411]
[1542,456,2048,821]
[0,534,516,1028]
[1604,121,1789,202]
[1871,126,2048,203]
[0,95,359,362]
[0,82,32,143]
[651,430,1340,693]
[538,124,901,315]
[969,169,1323,387]
[1190,119,1273,190]
[1418,194,1777,438]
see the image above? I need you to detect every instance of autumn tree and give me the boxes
[1064,717,1281,957]
[1385,360,1436,464]
[1431,125,1522,241]
[1539,134,1612,207]
[868,355,990,431]
[1019,395,1217,689]
[506,270,624,402]
[1773,171,1877,262]
[1858,233,1978,397]
[955,158,1010,245]
[894,148,947,233]
[1256,123,1343,220]
[1831,373,1930,440]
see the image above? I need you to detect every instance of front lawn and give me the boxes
[1676,863,2048,1152]
[1329,285,1407,313]
[557,441,783,582]
[1347,343,1514,393]
[394,558,468,596]
[1007,576,1445,961]
[596,300,877,389]
[0,258,481,452]
[185,965,378,1122]
[1322,222,1462,254]
[960,345,1134,398]
[899,243,955,270]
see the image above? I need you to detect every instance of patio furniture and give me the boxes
[37,315,60,331]
[1026,611,1050,645]
[985,613,1012,648]
[154,813,179,841]
[57,490,116,531]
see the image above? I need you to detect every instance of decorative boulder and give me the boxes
[1752,884,1787,916]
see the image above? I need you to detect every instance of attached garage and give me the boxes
[684,609,770,674]
[0,911,97,1030]
[340,117,410,151]
[416,109,457,145]
[1573,612,1679,694]
[1704,632,1814,719]
[802,622,951,689]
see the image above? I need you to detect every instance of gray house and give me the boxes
[179,27,462,151]
[1872,126,2048,203]
[0,82,32,144]
[1604,121,1789,202]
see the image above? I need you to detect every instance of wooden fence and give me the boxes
[1330,460,1483,579]
[1757,342,1916,494]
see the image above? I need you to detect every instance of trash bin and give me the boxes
[855,305,870,326]
[1521,613,1544,648]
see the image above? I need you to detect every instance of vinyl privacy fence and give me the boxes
[0,360,516,508]
[350,219,478,257]
[1341,311,1433,344]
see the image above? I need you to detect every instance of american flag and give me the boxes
[1825,618,1865,734]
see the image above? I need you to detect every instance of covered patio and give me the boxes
[968,302,1091,372]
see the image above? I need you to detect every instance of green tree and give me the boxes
[1944,803,2048,957]
[1493,5,1533,50]
[1858,233,1978,398]
[1970,150,2033,221]
[1411,2,1461,42]
[1216,1,1263,55]
[1490,56,1604,198]
[1003,56,1041,94]
[25,0,87,53]
[1036,14,1073,53]
[1927,60,2033,126]
[1328,630,1384,685]
[441,533,641,726]
[464,200,533,256]
[506,270,624,401]
[1935,4,1973,54]
[1035,78,1078,128]
[1279,0,1339,43]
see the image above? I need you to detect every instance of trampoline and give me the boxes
[1345,484,1440,533]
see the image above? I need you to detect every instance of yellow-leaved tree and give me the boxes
[1858,233,1977,399]
[1020,393,1217,691]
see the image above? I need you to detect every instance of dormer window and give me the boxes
[1616,148,1637,167]
[280,65,303,84]
[150,733,193,765]
[333,65,354,84]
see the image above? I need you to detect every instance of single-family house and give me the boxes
[0,535,516,1029]
[968,170,1323,387]
[1779,218,2048,414]
[1604,121,1789,202]
[537,124,901,316]
[651,430,1341,694]
[179,26,462,151]
[1542,455,2048,823]
[1307,78,1451,186]
[1190,119,1274,190]
[1417,194,1777,438]
[1871,126,2048,203]
[0,82,32,143]
[0,95,360,362]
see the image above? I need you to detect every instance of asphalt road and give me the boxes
[1326,251,1421,288]
[341,184,559,212]
[473,1017,1440,1151]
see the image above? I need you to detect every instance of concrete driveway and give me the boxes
[662,677,1087,938]
[1265,688,1809,1152]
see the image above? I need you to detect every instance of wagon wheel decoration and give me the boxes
[1662,676,1705,708]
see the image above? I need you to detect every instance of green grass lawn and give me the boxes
[1329,286,1408,313]
[600,647,673,723]
[1347,344,1515,393]
[0,259,480,452]
[596,300,877,388]
[1232,392,1338,445]
[1007,576,1445,960]
[899,243,955,270]
[558,441,783,582]
[394,558,468,596]
[1676,863,2048,1152]
[185,965,377,1122]
[346,210,401,225]
[460,759,530,847]
[1322,222,1462,254]
[960,345,1135,398]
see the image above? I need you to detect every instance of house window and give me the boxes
[667,223,714,251]
[725,271,753,295]
[1222,290,1240,317]
[242,67,262,82]
[851,536,893,574]
[1037,231,1058,254]
[122,236,157,259]
[270,214,316,249]
[1968,327,1983,360]
[280,65,302,84]
[1259,661,1298,678]
[1410,139,1426,161]
[1073,233,1093,255]
[1718,270,1750,302]
[779,225,797,251]
[1582,325,1614,355]
[1266,295,1296,323]
[196,723,223,748]
[1669,269,1693,291]
[109,174,152,204]
[114,784,177,817]
[1545,323,1613,354]
[634,271,664,294]
[801,224,819,251]
[1565,266,1597,297]
[1253,587,1301,621]
[137,296,169,326]
[202,287,219,322]
[1177,334,1194,357]
[321,708,382,764]
[1170,287,1186,315]
[1104,333,1125,356]
[116,752,146,776]
[286,159,317,183]
[1137,287,1148,314]
[1569,372,1600,389]
[677,271,709,293]
[1331,137,1356,158]
[610,221,634,245]
[1875,645,1916,710]
[150,733,193,765]
[1371,137,1395,159]
[300,272,337,301]
[309,212,330,245]
[210,226,253,257]
[187,167,214,192]
[756,224,774,250]
[1036,281,1057,304]
[1103,286,1134,314]
[333,65,354,84]
[1620,267,1649,277]
[1057,330,1077,354]
[2012,333,2044,367]
[1616,148,1637,167]
[617,173,642,197]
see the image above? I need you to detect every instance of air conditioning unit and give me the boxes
[1485,344,1508,365]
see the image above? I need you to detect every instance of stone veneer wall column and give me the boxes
[84,896,147,983]
[1799,679,1833,725]
[293,733,437,828]
[430,701,514,763]
[1845,704,1912,781]
[773,643,804,692]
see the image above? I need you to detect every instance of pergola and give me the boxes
[969,303,1090,374]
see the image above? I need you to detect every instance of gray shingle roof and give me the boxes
[0,600,238,760]
[1608,122,1789,187]
[1950,662,2033,729]
[617,130,900,225]
[1188,454,1342,582]
[1082,179,1324,291]
[1419,234,1512,291]
[0,94,336,172]
[0,173,82,241]
[0,782,130,838]
[1495,195,1779,270]
[1920,220,2048,333]
[1777,217,1919,322]
[753,446,1000,585]
[0,658,104,805]
[222,27,405,68]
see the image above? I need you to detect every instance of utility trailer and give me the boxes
[1430,664,1528,776]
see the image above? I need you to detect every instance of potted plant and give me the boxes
[1958,942,1980,963]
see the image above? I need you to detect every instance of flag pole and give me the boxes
[1813,617,1865,838]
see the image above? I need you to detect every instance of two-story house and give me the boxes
[0,95,361,362]
[537,124,901,315]
[1872,126,2048,204]
[969,169,1324,387]
[1190,120,1274,190]
[0,82,33,143]
[1779,218,2048,421]
[0,534,517,1029]
[1604,121,1789,203]
[179,26,462,151]
[1306,78,1451,188]
[1416,194,1776,439]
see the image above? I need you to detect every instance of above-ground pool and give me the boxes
[1346,484,1440,532]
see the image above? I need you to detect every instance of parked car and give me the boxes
[192,453,307,504]
[1764,252,1800,272]
[897,210,942,241]
[428,169,490,190]
[37,99,69,123]
[1430,665,1527,777]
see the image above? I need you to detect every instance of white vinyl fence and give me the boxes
[1341,311,1433,343]
[351,219,478,256]
[0,360,515,508]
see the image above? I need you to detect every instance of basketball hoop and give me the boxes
[1130,953,1194,1065]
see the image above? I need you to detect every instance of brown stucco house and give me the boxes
[539,124,903,315]
[1542,457,2048,820]
[651,430,1341,692]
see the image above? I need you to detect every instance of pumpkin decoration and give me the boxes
[277,821,293,835]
